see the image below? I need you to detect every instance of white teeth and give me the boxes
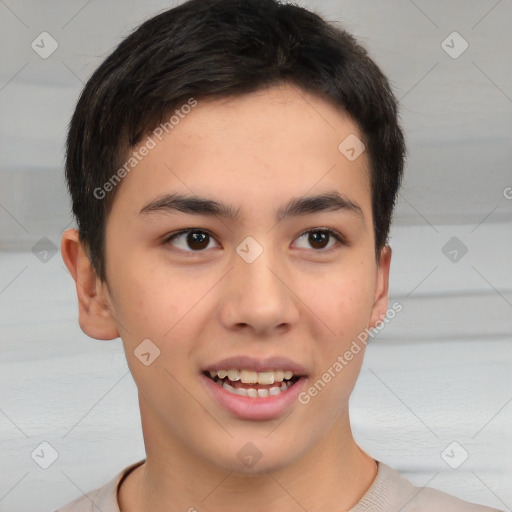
[239,369,258,384]
[227,369,240,381]
[207,368,302,398]
[257,371,274,385]
[274,370,284,382]
[218,379,293,398]
[207,369,298,383]
[222,380,236,393]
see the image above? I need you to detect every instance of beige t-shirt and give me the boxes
[55,459,502,512]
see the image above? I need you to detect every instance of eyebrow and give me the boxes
[139,191,365,225]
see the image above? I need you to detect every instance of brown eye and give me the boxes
[294,228,344,251]
[308,231,329,249]
[187,231,209,250]
[166,229,219,252]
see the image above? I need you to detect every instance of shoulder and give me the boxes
[405,484,502,512]
[54,459,145,512]
[351,462,502,512]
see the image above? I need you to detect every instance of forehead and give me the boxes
[111,83,371,219]
[159,84,364,166]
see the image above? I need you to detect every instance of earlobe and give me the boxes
[60,228,120,340]
[369,245,392,328]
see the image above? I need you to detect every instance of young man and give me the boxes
[58,0,501,510]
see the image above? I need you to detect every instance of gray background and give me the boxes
[0,1,511,511]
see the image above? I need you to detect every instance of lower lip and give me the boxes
[200,374,307,421]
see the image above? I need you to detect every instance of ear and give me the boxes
[368,245,392,328]
[60,228,119,340]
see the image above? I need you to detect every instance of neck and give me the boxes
[119,403,377,512]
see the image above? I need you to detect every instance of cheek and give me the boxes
[299,263,376,342]
[108,262,210,377]
[111,270,197,404]
[110,273,170,340]
[108,251,190,341]
[296,262,375,405]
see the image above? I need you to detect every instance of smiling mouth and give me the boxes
[203,369,303,398]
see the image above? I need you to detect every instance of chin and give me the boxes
[201,435,306,476]
[225,454,295,476]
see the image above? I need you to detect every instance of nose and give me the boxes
[217,242,300,335]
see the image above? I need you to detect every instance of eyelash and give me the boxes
[163,227,346,254]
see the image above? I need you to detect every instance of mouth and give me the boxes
[200,357,309,420]
[203,369,303,398]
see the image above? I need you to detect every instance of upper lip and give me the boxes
[203,355,308,376]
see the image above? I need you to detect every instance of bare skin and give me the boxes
[61,83,391,512]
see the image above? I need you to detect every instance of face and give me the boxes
[86,84,390,474]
